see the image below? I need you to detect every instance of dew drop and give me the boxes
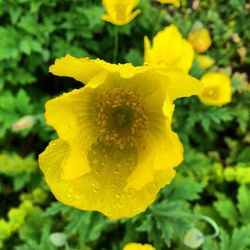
[115,194,121,199]
[115,202,122,208]
[95,169,100,175]
[114,168,120,174]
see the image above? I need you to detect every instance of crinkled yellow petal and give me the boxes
[159,68,202,100]
[60,140,90,180]
[39,137,179,219]
[175,40,194,73]
[198,72,232,106]
[144,25,194,73]
[49,54,108,86]
[45,87,95,141]
[144,36,152,63]
[153,25,183,64]
[126,122,182,190]
[123,243,156,250]
[50,54,155,87]
[45,87,97,179]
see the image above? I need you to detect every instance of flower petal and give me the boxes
[49,54,107,85]
[126,122,183,190]
[161,68,202,100]
[45,87,95,141]
[144,25,194,73]
[123,243,156,250]
[45,87,98,179]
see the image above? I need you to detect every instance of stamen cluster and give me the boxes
[96,88,148,149]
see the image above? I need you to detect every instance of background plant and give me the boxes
[0,0,249,249]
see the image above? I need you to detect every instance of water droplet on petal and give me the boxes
[114,168,120,174]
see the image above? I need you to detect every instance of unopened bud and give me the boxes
[183,228,204,249]
[12,115,35,132]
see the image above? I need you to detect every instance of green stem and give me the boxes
[195,214,220,239]
[113,26,119,63]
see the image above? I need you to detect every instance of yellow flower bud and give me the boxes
[188,28,212,53]
[196,55,215,69]
[12,115,35,131]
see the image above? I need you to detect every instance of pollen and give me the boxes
[96,88,148,149]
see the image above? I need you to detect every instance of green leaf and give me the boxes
[237,185,250,224]
[229,225,250,250]
[214,194,238,226]
[163,176,205,202]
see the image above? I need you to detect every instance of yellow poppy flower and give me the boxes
[156,0,180,7]
[144,25,194,73]
[123,243,156,250]
[198,72,232,106]
[188,28,212,53]
[196,55,215,69]
[39,54,201,219]
[102,0,141,26]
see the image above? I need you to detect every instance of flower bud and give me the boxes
[12,115,35,132]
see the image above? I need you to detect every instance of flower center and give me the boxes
[202,87,219,100]
[96,88,148,149]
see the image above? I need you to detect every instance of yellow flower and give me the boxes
[144,25,194,73]
[196,55,215,69]
[188,28,212,53]
[102,0,141,26]
[156,0,180,7]
[39,54,201,219]
[198,72,232,106]
[123,243,156,250]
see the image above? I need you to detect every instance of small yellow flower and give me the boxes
[188,28,212,53]
[196,55,215,69]
[144,25,194,73]
[156,0,180,7]
[39,54,201,219]
[102,0,141,26]
[198,72,232,106]
[123,243,156,250]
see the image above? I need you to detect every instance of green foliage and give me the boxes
[0,0,249,249]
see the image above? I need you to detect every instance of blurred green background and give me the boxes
[0,0,250,249]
